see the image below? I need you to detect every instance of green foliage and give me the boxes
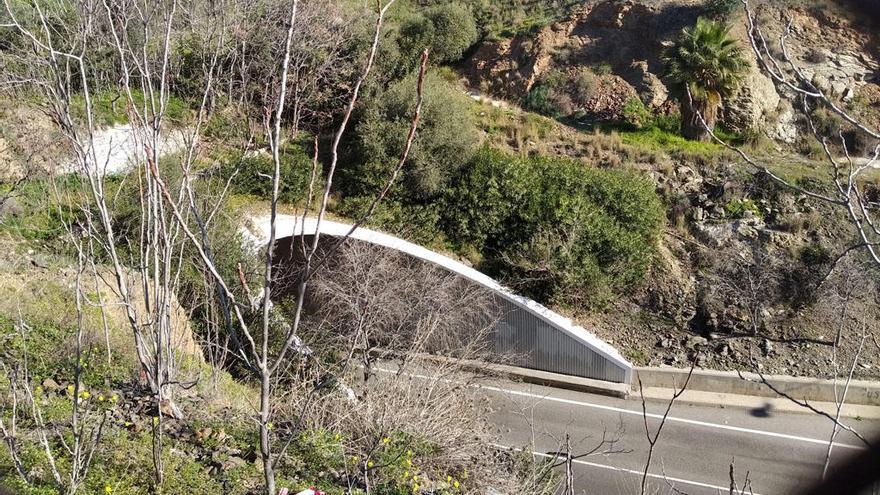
[609,115,728,158]
[392,3,479,77]
[70,89,189,127]
[592,62,612,76]
[409,0,579,40]
[523,69,599,119]
[704,0,742,19]
[523,84,561,118]
[724,198,763,219]
[221,143,320,206]
[443,147,664,308]
[799,242,831,266]
[347,72,479,203]
[663,18,749,101]
[621,97,652,130]
[409,3,478,62]
[0,175,85,245]
[334,196,443,247]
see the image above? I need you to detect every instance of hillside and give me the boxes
[1,0,879,494]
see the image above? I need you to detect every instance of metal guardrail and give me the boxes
[245,215,633,384]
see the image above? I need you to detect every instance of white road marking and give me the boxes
[494,443,767,495]
[374,367,866,451]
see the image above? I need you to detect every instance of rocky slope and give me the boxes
[463,0,880,137]
[462,0,880,380]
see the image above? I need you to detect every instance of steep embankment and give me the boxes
[459,0,880,379]
[464,0,879,135]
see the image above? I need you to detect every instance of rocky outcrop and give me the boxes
[465,0,880,140]
[723,66,780,133]
[464,0,689,112]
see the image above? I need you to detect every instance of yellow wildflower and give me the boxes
[266,422,273,430]
[412,483,420,492]
[367,460,374,468]
[382,437,390,444]
[105,485,113,494]
[98,395,105,402]
[453,480,460,489]
[66,385,74,393]
[110,394,119,403]
[447,475,453,482]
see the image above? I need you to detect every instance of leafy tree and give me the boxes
[662,18,748,141]
[395,3,479,75]
[347,72,479,203]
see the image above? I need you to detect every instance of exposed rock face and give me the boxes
[723,67,780,133]
[464,0,694,112]
[581,74,640,121]
[465,0,880,140]
[630,60,668,108]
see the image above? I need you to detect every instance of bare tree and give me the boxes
[638,357,696,495]
[143,2,430,492]
[0,224,109,495]
[297,240,498,389]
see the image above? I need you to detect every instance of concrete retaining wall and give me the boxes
[633,367,880,406]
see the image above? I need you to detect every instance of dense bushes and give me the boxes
[523,68,598,119]
[381,2,479,80]
[345,72,479,203]
[399,3,479,66]
[222,143,319,205]
[443,148,664,309]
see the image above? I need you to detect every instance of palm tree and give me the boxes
[663,18,749,141]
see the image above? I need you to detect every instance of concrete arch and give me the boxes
[245,215,633,384]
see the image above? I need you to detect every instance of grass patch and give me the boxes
[590,115,740,160]
[70,89,190,127]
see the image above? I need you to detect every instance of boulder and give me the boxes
[630,60,668,108]
[0,197,23,220]
[768,104,798,144]
[724,67,780,133]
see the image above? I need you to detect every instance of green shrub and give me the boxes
[396,3,479,74]
[593,62,612,75]
[799,242,831,266]
[523,84,560,118]
[724,198,763,219]
[334,196,443,247]
[70,89,189,127]
[347,72,478,203]
[443,147,664,309]
[622,97,652,130]
[705,0,741,19]
[221,143,319,205]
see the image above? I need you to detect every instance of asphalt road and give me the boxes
[374,366,880,495]
[484,380,880,495]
